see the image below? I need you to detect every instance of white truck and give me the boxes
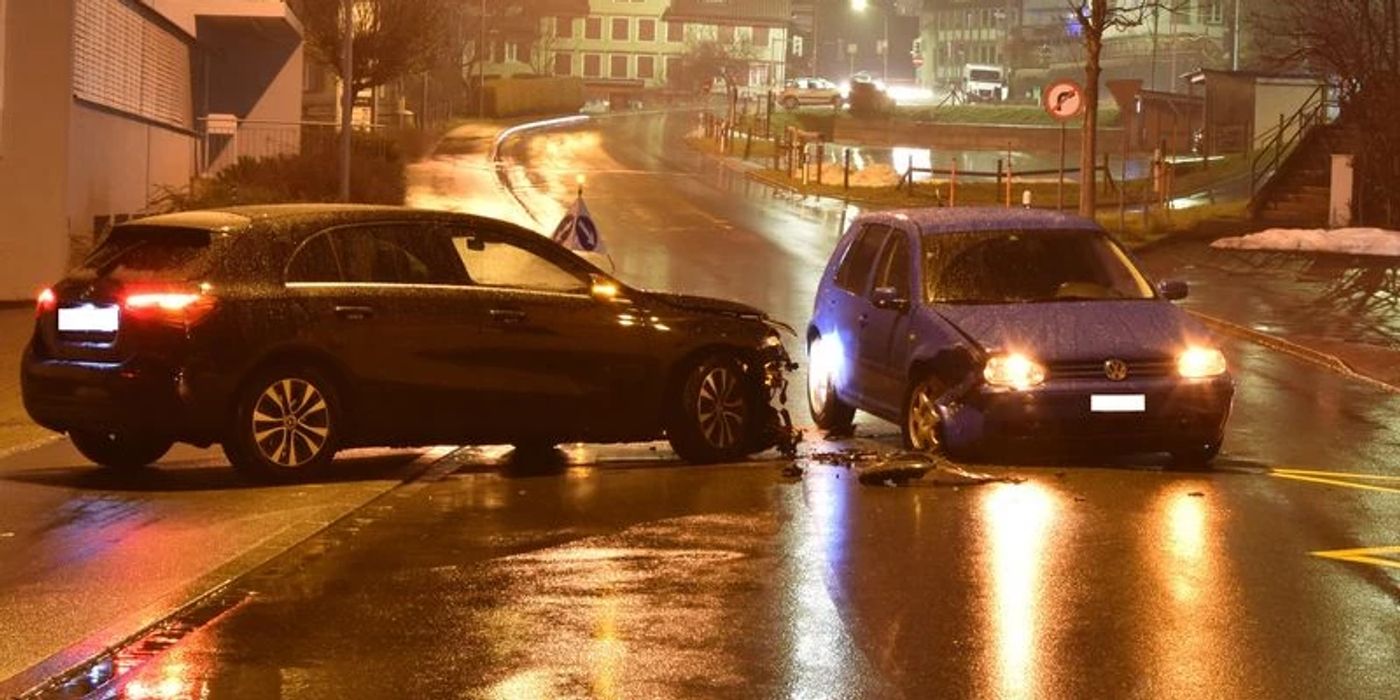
[963,64,1007,102]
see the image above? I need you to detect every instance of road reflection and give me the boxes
[981,482,1058,700]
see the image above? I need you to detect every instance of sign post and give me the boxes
[1043,79,1085,212]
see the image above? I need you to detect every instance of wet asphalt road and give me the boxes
[3,112,1398,698]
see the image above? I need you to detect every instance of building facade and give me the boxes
[0,0,304,300]
[473,0,790,93]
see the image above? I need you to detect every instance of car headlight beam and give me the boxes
[983,353,1047,390]
[1177,346,1227,379]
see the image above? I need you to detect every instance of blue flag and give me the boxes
[551,195,605,253]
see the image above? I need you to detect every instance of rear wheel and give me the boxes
[69,430,172,469]
[1170,440,1222,469]
[224,366,340,482]
[902,374,946,453]
[668,354,757,464]
[807,335,855,433]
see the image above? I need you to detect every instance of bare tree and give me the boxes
[298,0,453,98]
[1258,0,1400,225]
[1066,1,1184,216]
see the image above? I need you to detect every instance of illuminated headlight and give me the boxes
[763,334,783,349]
[1177,346,1227,378]
[983,353,1046,390]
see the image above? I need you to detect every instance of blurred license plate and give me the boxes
[1091,395,1145,413]
[58,305,119,333]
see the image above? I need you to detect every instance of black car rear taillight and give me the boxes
[36,288,56,317]
[123,284,218,327]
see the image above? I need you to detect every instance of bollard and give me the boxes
[1022,190,1033,208]
[844,148,852,190]
[996,159,1004,203]
[950,159,957,207]
[816,142,825,186]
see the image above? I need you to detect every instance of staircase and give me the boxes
[1249,87,1350,228]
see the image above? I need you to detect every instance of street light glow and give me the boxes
[852,0,869,12]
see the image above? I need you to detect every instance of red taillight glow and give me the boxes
[125,293,201,311]
[36,288,56,316]
[122,286,216,325]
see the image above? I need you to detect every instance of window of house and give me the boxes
[667,21,684,42]
[638,18,656,42]
[583,54,602,77]
[556,17,574,39]
[585,17,602,40]
[612,18,629,41]
[665,56,682,83]
[754,26,770,46]
[719,25,735,44]
[72,0,193,130]
[610,55,629,78]
[554,52,572,76]
[637,55,655,79]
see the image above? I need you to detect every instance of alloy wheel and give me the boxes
[251,378,331,468]
[696,366,746,449]
[907,381,942,452]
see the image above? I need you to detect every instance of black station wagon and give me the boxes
[22,205,793,480]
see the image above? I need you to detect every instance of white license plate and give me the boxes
[1091,394,1146,413]
[58,305,119,333]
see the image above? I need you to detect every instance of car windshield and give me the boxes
[923,229,1155,304]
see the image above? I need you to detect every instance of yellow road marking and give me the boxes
[1311,546,1400,570]
[1274,468,1400,482]
[1270,472,1400,495]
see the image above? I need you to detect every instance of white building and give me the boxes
[0,0,305,300]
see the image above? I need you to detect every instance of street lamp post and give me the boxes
[851,0,890,82]
[338,0,353,203]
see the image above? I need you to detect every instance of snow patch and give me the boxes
[1211,228,1400,257]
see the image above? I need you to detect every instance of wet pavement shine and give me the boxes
[3,111,1399,698]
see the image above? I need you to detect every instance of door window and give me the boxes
[451,234,589,294]
[286,233,342,283]
[835,225,890,293]
[331,225,466,285]
[871,232,911,300]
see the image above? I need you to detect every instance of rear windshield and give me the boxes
[969,69,1001,82]
[83,226,215,279]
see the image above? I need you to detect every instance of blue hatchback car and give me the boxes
[807,208,1234,465]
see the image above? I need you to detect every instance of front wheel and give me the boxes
[69,430,172,469]
[902,375,946,453]
[782,96,800,111]
[224,366,341,482]
[668,355,758,464]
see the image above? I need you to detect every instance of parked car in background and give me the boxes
[807,208,1234,466]
[22,205,794,481]
[779,77,843,109]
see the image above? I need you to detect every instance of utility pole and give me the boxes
[478,0,487,118]
[1232,0,1241,71]
[338,0,353,203]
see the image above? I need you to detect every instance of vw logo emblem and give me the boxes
[1104,359,1129,381]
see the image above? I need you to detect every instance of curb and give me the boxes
[1189,310,1400,394]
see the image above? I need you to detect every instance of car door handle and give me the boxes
[489,309,527,324]
[334,305,375,321]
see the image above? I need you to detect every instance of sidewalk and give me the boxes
[0,306,52,454]
[1137,239,1400,390]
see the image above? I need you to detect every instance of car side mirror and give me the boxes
[1157,279,1189,301]
[590,273,626,303]
[871,286,911,312]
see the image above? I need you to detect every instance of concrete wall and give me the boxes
[0,0,74,300]
[1253,81,1323,152]
[66,106,197,262]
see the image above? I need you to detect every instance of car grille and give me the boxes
[1047,357,1176,381]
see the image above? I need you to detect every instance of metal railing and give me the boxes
[1249,84,1336,198]
[196,118,387,176]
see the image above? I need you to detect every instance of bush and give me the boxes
[156,132,407,211]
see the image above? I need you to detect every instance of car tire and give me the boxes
[902,374,947,454]
[807,336,855,433]
[1170,440,1221,469]
[224,365,341,483]
[668,354,758,464]
[69,430,172,469]
[782,96,800,111]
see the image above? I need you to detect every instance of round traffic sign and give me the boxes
[1044,79,1085,121]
